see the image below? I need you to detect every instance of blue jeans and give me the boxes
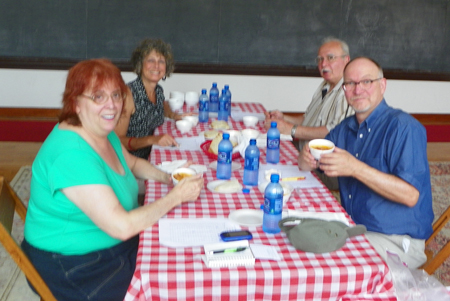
[22,236,138,301]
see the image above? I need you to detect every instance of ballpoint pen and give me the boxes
[280,176,305,182]
[208,247,247,255]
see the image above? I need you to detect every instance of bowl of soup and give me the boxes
[171,167,197,185]
[309,139,335,160]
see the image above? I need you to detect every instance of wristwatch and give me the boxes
[291,124,298,139]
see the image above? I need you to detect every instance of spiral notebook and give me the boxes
[203,240,255,268]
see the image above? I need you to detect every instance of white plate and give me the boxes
[228,209,263,227]
[209,161,242,171]
[207,180,243,194]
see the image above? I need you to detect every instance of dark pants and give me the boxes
[22,236,139,301]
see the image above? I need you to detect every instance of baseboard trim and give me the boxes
[1,107,450,142]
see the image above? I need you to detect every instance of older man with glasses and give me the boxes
[265,37,354,190]
[298,57,434,269]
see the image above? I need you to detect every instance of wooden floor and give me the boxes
[1,141,450,182]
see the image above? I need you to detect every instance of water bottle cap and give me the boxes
[271,121,277,128]
[224,85,229,89]
[249,139,256,145]
[212,82,217,87]
[201,89,207,94]
[270,174,280,182]
[222,89,226,94]
[222,133,230,139]
[242,188,250,194]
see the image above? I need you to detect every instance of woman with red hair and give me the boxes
[22,59,203,301]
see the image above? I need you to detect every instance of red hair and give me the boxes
[59,59,128,126]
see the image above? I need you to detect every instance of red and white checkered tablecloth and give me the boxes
[124,103,396,301]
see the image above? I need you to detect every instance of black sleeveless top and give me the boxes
[126,77,165,159]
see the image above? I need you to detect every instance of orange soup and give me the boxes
[310,145,333,150]
[173,173,193,181]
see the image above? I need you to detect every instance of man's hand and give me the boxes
[318,147,359,178]
[298,143,319,171]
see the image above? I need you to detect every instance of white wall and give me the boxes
[1,69,449,113]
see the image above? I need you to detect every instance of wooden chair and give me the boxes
[0,176,56,301]
[421,204,450,275]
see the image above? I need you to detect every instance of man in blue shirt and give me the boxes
[298,57,433,269]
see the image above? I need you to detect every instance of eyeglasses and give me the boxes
[342,78,382,92]
[80,91,124,104]
[315,55,347,64]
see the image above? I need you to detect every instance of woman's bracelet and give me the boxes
[128,137,135,151]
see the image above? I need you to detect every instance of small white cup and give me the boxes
[182,115,199,127]
[168,98,184,111]
[309,139,335,160]
[170,91,184,101]
[243,115,259,127]
[171,167,197,185]
[176,120,192,134]
[184,91,199,106]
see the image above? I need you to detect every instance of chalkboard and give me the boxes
[1,0,449,74]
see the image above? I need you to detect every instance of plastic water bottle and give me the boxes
[262,174,283,234]
[266,121,280,164]
[243,139,260,186]
[216,133,232,179]
[209,82,219,113]
[199,89,209,123]
[218,89,229,121]
[224,84,232,116]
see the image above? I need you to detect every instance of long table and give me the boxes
[124,103,396,301]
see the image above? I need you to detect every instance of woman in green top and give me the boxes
[22,59,203,301]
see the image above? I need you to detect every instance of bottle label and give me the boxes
[217,151,231,164]
[210,95,218,103]
[267,138,280,150]
[244,156,259,171]
[219,100,229,111]
[199,101,209,111]
[263,196,283,214]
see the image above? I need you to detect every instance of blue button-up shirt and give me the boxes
[326,100,433,239]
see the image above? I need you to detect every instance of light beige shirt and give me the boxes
[299,79,354,149]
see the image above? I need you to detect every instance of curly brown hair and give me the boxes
[130,39,175,77]
[58,59,128,126]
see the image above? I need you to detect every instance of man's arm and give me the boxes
[319,147,419,207]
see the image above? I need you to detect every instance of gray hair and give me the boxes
[321,37,350,56]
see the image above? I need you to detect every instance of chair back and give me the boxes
[0,176,56,301]
[421,204,450,274]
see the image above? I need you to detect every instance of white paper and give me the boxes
[159,218,241,248]
[155,160,187,173]
[259,164,323,189]
[249,244,282,261]
[152,136,205,151]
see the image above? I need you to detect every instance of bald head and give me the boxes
[343,57,387,123]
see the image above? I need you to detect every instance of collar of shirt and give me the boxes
[348,99,388,133]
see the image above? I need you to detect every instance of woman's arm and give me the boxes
[62,174,203,241]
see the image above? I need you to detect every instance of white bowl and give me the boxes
[223,130,241,144]
[258,181,294,205]
[168,97,184,111]
[184,91,199,106]
[243,115,259,127]
[183,115,199,127]
[176,120,193,134]
[171,167,197,185]
[170,91,184,101]
[309,139,335,160]
[241,129,260,140]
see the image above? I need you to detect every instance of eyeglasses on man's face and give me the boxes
[342,78,382,92]
[80,91,124,104]
[315,54,347,64]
